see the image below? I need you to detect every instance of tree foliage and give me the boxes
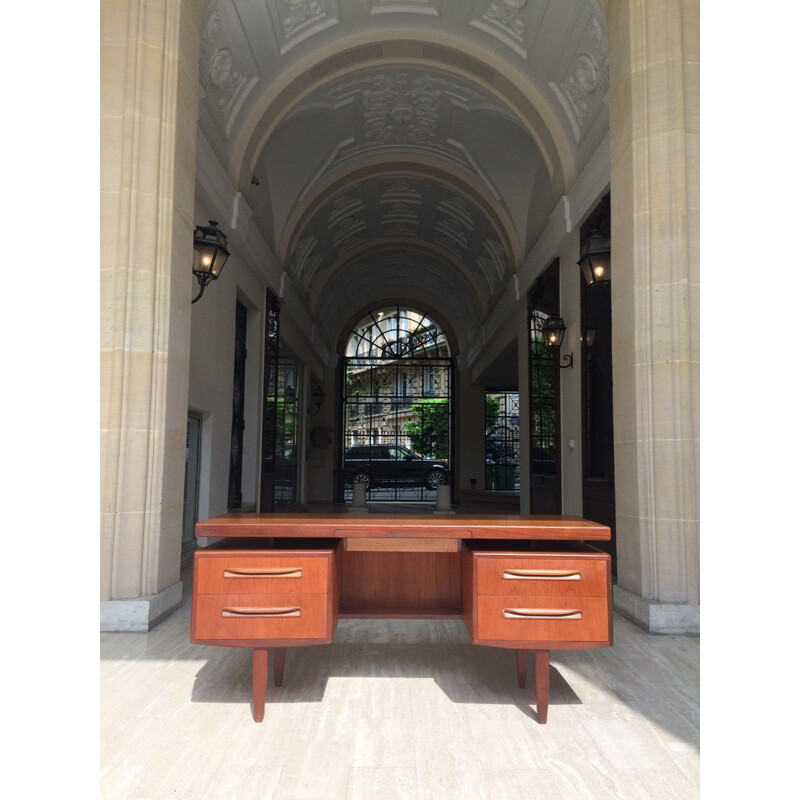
[485,395,500,432]
[405,398,449,459]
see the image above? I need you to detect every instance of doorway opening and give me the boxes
[341,305,453,503]
[260,289,303,512]
[181,411,202,566]
[484,391,520,492]
[528,261,562,514]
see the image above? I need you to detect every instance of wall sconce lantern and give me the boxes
[577,230,611,287]
[192,220,230,303]
[284,384,297,405]
[307,385,325,415]
[541,316,574,369]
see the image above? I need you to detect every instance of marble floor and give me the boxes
[100,565,699,800]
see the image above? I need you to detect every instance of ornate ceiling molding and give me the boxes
[548,16,609,141]
[318,256,481,352]
[229,34,572,196]
[276,154,521,268]
[308,237,490,319]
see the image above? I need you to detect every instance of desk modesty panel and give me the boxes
[191,513,612,724]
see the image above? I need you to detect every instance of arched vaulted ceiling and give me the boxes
[197,1,609,354]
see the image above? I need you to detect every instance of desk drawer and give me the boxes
[475,595,610,643]
[475,554,607,597]
[195,552,332,595]
[193,593,331,641]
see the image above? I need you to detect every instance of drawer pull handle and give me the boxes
[502,608,583,620]
[221,606,302,618]
[502,569,581,581]
[223,568,303,579]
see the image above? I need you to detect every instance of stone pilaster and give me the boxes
[100,0,204,630]
[607,0,700,633]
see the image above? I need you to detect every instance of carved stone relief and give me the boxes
[293,236,323,292]
[327,193,364,229]
[332,217,368,252]
[362,73,443,144]
[382,203,421,231]
[475,238,507,294]
[484,0,528,41]
[380,179,424,205]
[437,195,474,232]
[281,0,325,37]
[433,217,468,251]
[200,10,247,120]
[559,17,609,128]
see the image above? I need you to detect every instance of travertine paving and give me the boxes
[100,570,699,800]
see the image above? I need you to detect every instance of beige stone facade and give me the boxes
[100,0,699,634]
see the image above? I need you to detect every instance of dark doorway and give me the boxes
[227,300,247,510]
[581,194,616,569]
[528,260,562,514]
[182,411,202,563]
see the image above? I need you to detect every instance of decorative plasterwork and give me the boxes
[200,10,251,124]
[486,0,527,39]
[293,236,323,292]
[315,249,482,339]
[285,67,511,201]
[380,177,423,206]
[362,73,443,144]
[282,0,324,36]
[549,17,609,141]
[283,163,518,303]
[475,238,507,295]
[470,0,531,60]
[268,0,340,55]
[433,195,473,256]
[327,192,364,228]
[327,192,368,253]
[370,0,440,16]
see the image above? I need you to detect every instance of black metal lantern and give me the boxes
[192,220,230,303]
[307,385,325,415]
[541,316,573,369]
[542,316,567,349]
[577,229,611,287]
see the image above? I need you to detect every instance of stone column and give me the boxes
[100,0,204,630]
[607,0,700,633]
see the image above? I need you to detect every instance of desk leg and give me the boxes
[272,647,286,687]
[533,649,550,724]
[516,649,528,688]
[252,648,269,723]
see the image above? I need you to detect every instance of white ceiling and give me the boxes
[197,0,609,351]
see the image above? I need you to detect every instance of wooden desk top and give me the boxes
[195,513,610,541]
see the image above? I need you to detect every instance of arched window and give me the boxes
[341,306,453,502]
[345,306,450,359]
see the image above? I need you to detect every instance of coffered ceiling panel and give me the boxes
[197,0,609,352]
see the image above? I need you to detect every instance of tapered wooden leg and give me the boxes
[272,647,286,687]
[533,649,550,724]
[516,649,528,688]
[252,648,269,723]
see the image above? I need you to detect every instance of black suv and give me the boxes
[344,444,448,490]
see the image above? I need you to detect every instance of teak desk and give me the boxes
[190,513,613,723]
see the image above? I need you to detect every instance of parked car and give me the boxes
[344,444,448,490]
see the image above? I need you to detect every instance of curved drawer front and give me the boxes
[193,593,330,641]
[195,553,332,595]
[476,555,608,597]
[475,595,610,643]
